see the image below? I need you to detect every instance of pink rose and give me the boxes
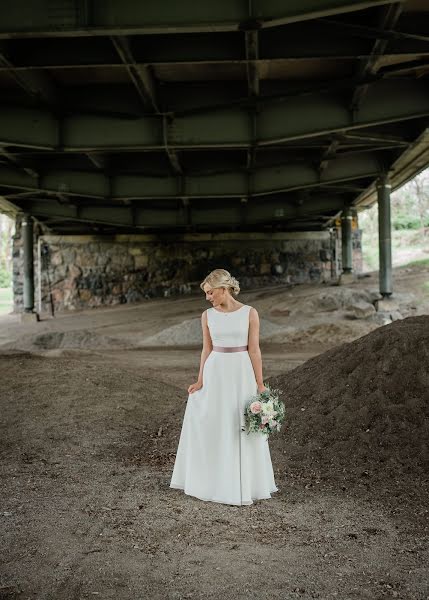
[250,401,262,414]
[261,415,270,425]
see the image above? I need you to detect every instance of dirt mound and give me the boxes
[0,330,136,351]
[297,287,381,314]
[139,316,283,346]
[268,320,377,348]
[269,316,429,504]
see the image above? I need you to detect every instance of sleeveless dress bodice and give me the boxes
[206,305,251,347]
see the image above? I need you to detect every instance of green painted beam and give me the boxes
[0,195,21,217]
[0,153,380,199]
[110,36,159,112]
[354,128,429,209]
[0,107,58,149]
[0,80,428,150]
[17,195,346,228]
[0,0,396,37]
[0,44,58,104]
[349,4,404,121]
[2,48,426,70]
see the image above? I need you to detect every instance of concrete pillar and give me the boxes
[341,208,353,273]
[22,213,35,312]
[377,176,393,297]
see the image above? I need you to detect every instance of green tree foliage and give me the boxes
[0,214,14,288]
[391,171,429,230]
[360,168,429,271]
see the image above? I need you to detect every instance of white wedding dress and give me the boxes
[169,304,278,506]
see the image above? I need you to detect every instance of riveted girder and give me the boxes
[0,80,427,151]
[0,1,398,37]
[0,0,428,234]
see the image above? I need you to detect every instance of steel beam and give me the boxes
[353,129,429,209]
[110,36,159,112]
[110,36,182,174]
[0,1,398,38]
[318,17,429,44]
[341,132,408,146]
[17,195,346,228]
[1,49,427,71]
[0,147,39,178]
[350,3,403,114]
[245,30,259,97]
[0,42,58,105]
[163,116,183,175]
[319,137,340,173]
[0,80,428,151]
[0,195,21,217]
[0,153,380,199]
[86,153,107,170]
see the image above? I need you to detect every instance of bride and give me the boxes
[169,268,278,506]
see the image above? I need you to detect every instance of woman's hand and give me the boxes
[188,380,203,394]
[257,383,267,394]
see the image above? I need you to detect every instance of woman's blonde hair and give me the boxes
[200,268,240,296]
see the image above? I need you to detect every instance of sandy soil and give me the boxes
[0,264,428,599]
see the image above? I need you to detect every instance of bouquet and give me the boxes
[242,383,285,438]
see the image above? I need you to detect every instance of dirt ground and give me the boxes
[1,265,428,600]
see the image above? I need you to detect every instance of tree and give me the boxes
[0,214,14,287]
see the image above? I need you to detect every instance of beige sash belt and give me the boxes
[212,345,248,353]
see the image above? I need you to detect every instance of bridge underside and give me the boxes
[0,0,428,234]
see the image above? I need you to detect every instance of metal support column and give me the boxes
[377,176,393,296]
[22,213,35,312]
[341,208,353,273]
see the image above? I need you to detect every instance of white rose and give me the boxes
[263,401,274,414]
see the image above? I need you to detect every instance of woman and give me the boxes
[169,268,278,506]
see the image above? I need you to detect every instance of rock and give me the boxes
[20,311,40,323]
[270,307,290,317]
[68,264,82,279]
[50,251,63,266]
[315,293,341,312]
[376,298,399,312]
[135,254,148,269]
[372,313,392,326]
[347,300,376,319]
[365,289,383,303]
[339,272,355,285]
[126,289,144,303]
[79,289,92,302]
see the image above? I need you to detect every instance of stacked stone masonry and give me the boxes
[12,216,362,313]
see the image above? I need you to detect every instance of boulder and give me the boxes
[375,298,399,312]
[347,300,376,319]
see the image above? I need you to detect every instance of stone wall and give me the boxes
[12,217,362,313]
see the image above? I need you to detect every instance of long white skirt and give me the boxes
[169,350,279,506]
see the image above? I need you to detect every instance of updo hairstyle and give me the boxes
[200,268,240,297]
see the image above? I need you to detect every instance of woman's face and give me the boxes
[203,284,227,307]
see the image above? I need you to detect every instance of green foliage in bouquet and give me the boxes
[243,383,285,438]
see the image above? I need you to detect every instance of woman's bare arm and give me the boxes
[197,310,213,383]
[247,307,265,390]
[188,310,213,393]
